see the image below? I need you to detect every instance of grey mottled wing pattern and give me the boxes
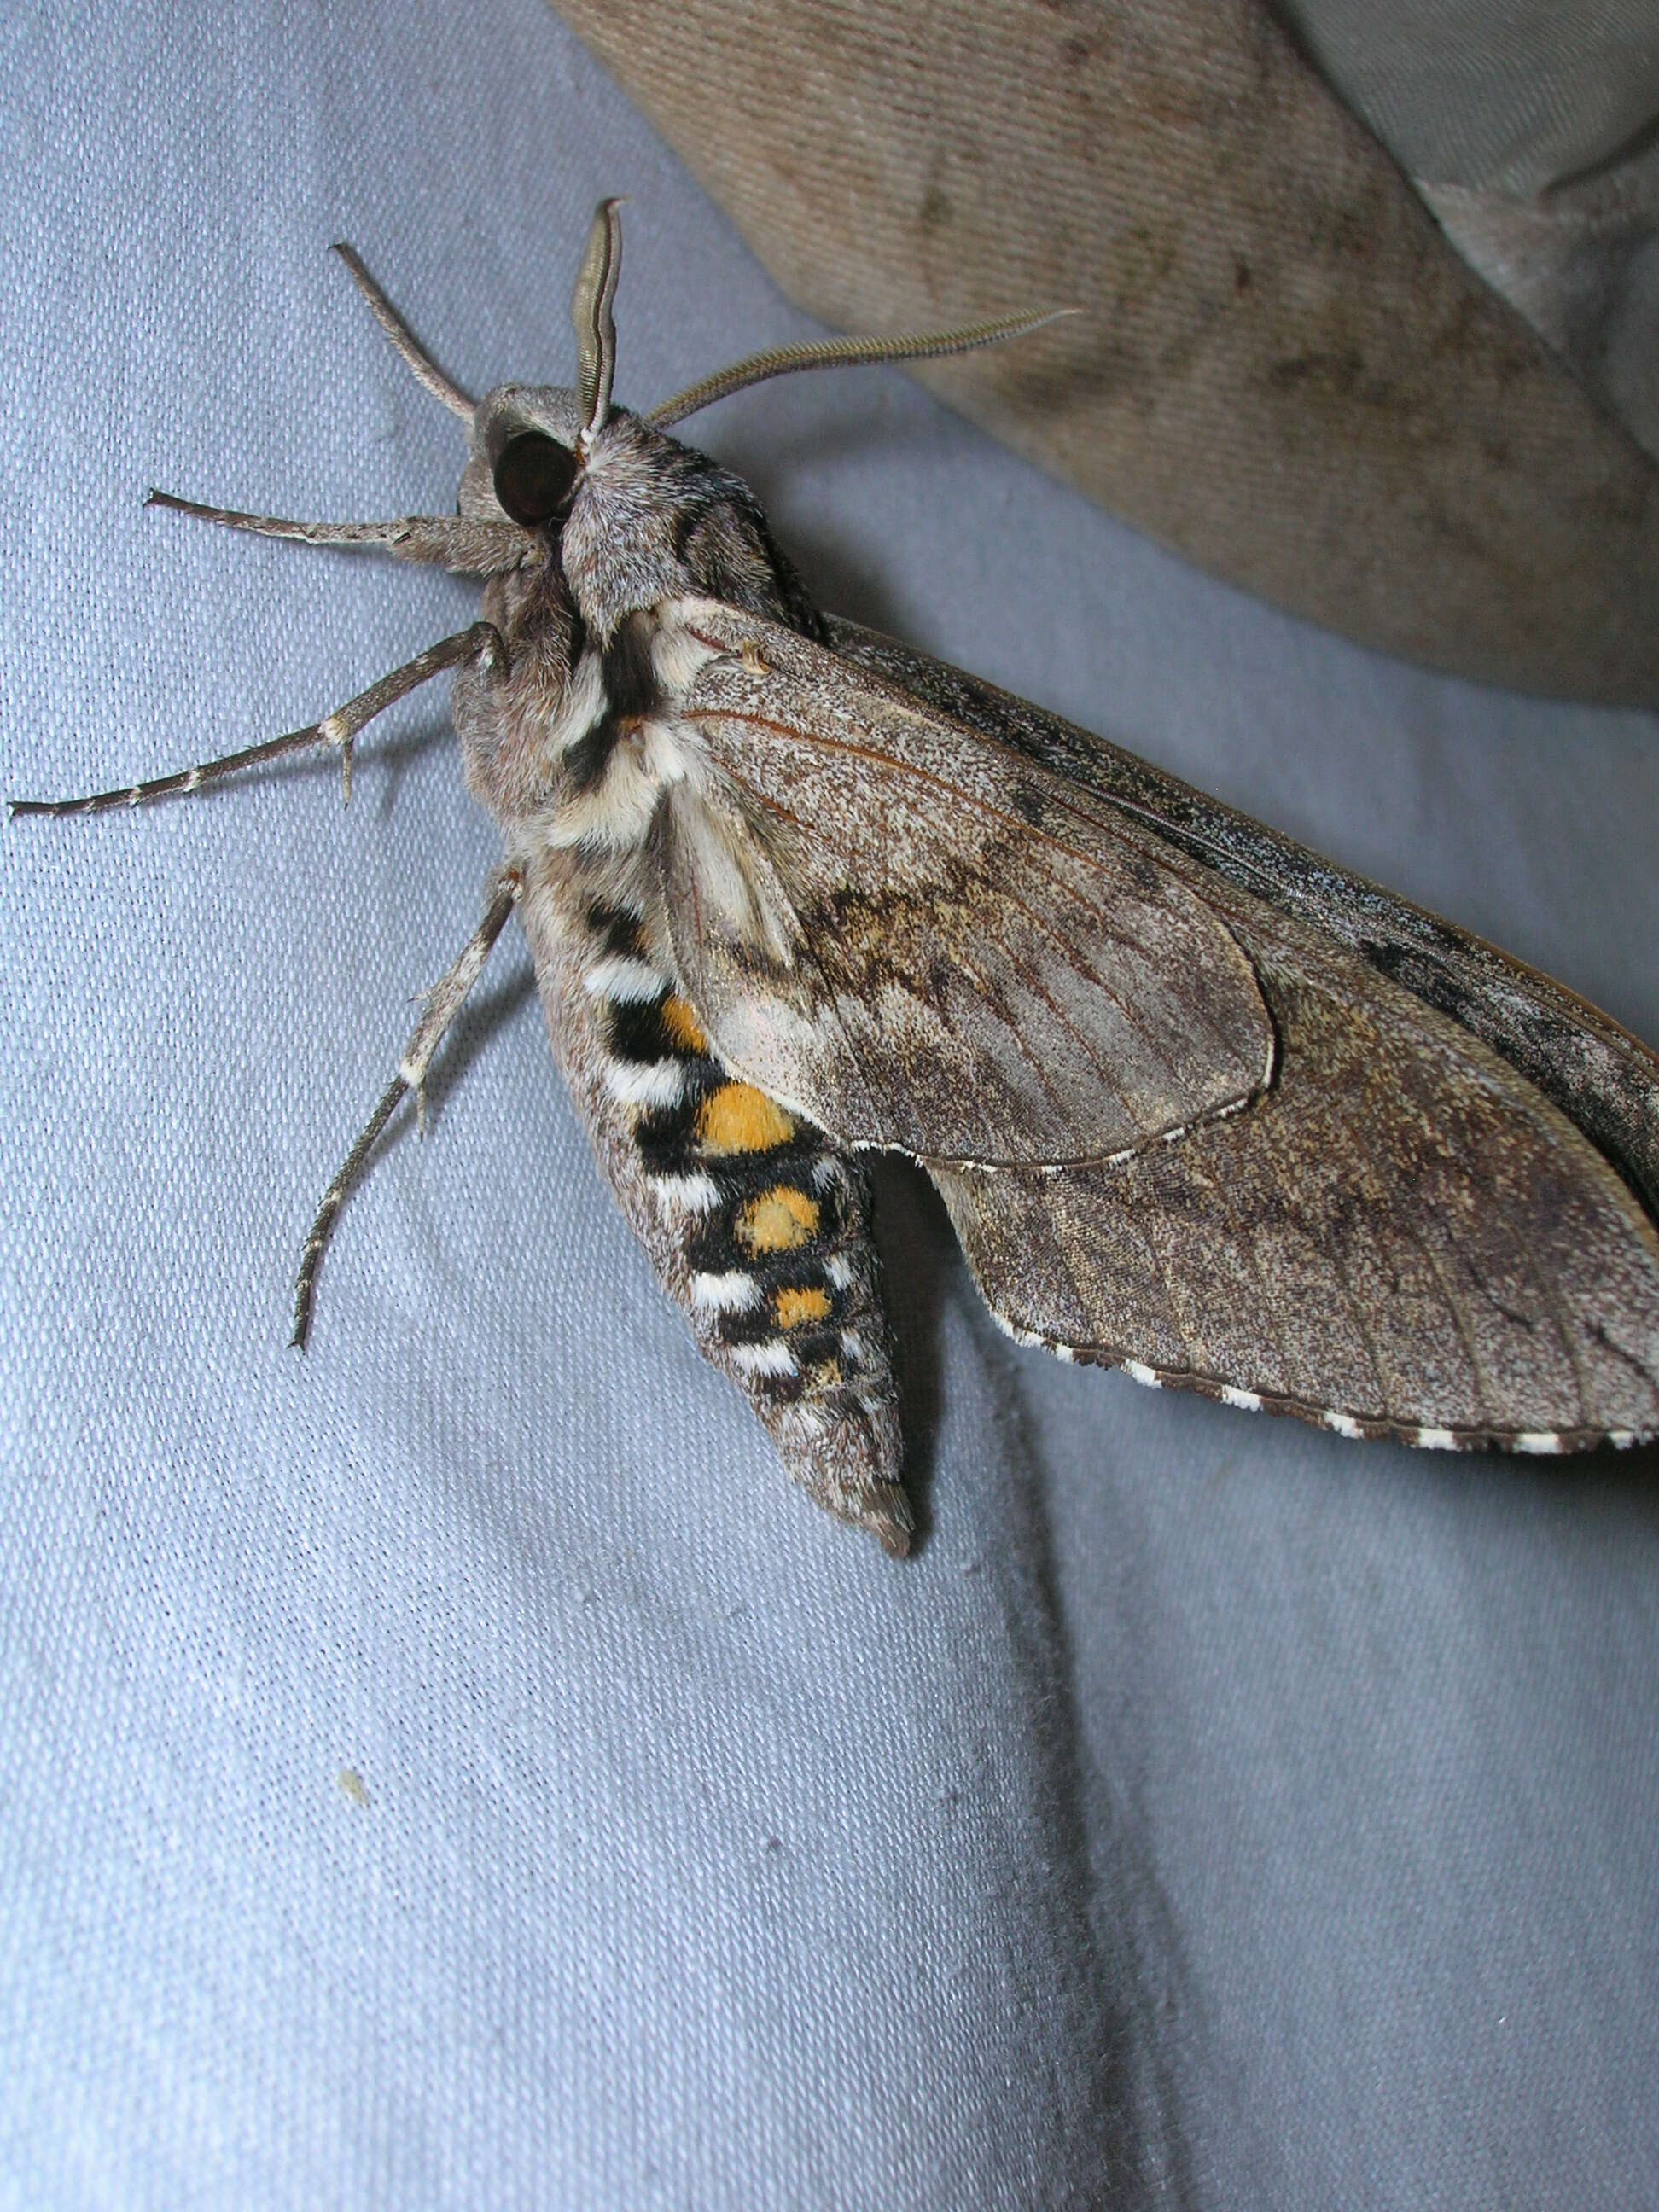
[934,929,1659,1443]
[661,602,1274,1167]
[661,607,1659,1447]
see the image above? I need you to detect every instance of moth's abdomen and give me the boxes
[521,868,911,1553]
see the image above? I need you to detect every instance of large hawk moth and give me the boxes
[19,204,1659,1554]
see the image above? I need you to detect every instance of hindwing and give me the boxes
[934,930,1659,1445]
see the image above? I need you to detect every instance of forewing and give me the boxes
[661,604,1274,1167]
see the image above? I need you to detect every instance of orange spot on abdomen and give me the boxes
[736,1185,819,1253]
[696,1082,795,1156]
[660,994,709,1055]
[776,1284,832,1330]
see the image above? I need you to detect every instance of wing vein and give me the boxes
[1409,1226,1492,1427]
[707,707,1202,888]
[957,934,1154,1135]
[946,940,1118,1134]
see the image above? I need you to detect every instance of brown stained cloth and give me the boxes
[551,0,1659,705]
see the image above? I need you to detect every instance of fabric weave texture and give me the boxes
[3,3,1659,2205]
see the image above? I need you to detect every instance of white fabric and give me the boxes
[1283,0,1658,190]
[3,3,1659,2204]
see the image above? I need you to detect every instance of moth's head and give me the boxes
[463,375,807,658]
[453,202,796,644]
[455,199,631,630]
[460,383,585,534]
[338,201,1068,644]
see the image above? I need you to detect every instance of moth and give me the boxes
[18,203,1659,1555]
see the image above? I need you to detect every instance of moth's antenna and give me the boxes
[571,199,624,444]
[332,243,476,421]
[646,307,1077,432]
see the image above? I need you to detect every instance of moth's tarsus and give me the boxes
[330,241,476,422]
[647,306,1078,431]
[291,1073,408,1351]
[145,487,533,577]
[291,873,521,1350]
[9,624,502,819]
[145,483,399,550]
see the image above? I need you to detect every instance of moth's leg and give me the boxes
[12,623,506,818]
[331,242,476,421]
[138,492,530,576]
[291,865,524,1349]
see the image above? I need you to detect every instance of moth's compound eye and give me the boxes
[492,432,579,528]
